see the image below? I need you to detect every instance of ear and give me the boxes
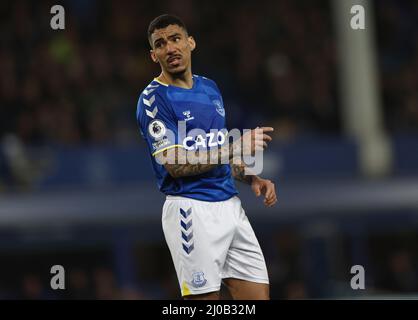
[150,50,159,63]
[188,36,196,52]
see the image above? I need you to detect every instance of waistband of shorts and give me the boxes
[166,195,186,200]
[165,195,238,203]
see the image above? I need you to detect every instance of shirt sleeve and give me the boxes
[136,92,183,156]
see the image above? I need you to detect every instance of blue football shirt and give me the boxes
[136,74,238,202]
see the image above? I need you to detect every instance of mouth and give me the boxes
[167,55,182,66]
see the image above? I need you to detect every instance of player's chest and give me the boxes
[169,93,226,131]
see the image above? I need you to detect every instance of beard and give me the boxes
[165,63,188,77]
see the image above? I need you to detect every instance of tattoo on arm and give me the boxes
[157,145,236,178]
[231,161,254,185]
[165,148,216,178]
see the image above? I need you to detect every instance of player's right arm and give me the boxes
[137,90,272,178]
[156,146,225,178]
[156,128,273,178]
[155,143,236,178]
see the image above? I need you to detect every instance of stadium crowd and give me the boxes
[2,1,418,147]
[2,0,339,147]
[0,231,417,299]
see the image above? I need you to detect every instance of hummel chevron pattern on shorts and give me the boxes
[180,208,194,254]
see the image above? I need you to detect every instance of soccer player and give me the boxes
[136,14,277,300]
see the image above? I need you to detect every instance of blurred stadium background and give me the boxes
[1,0,418,299]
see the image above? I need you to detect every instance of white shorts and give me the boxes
[162,195,269,296]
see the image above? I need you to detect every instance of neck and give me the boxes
[158,69,193,89]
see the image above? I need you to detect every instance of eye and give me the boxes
[174,36,180,42]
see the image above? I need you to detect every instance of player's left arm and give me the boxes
[231,161,277,207]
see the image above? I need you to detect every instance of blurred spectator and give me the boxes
[20,273,49,300]
[384,250,418,293]
[1,0,417,145]
[268,230,308,299]
[285,280,308,299]
[117,285,146,300]
[92,266,119,299]
[67,268,95,299]
[0,0,342,148]
[376,0,418,133]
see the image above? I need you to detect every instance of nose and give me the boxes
[166,41,176,54]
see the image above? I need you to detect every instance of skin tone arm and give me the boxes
[155,127,277,207]
[230,160,253,184]
[231,160,277,207]
[155,127,273,178]
[156,143,236,178]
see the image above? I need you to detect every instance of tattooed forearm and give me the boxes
[166,148,216,178]
[231,161,254,185]
[167,162,215,178]
[158,145,236,178]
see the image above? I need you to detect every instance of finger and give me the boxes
[263,134,272,142]
[265,196,277,207]
[259,127,274,133]
[264,196,275,205]
[254,144,264,152]
[266,193,277,203]
[254,135,267,143]
[264,197,277,207]
[254,145,266,152]
[267,199,277,207]
[257,141,267,150]
[265,184,275,199]
[254,129,264,141]
[255,141,266,149]
[254,128,267,137]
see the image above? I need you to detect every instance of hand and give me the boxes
[241,127,274,157]
[251,176,277,207]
